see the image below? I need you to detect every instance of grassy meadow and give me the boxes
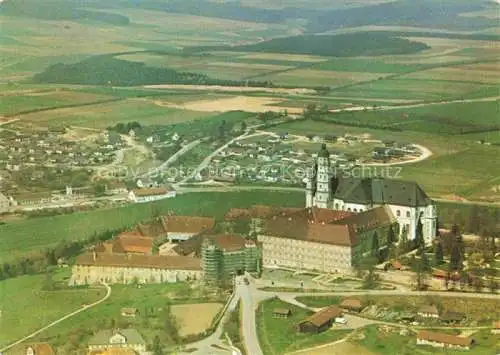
[0,269,103,347]
[0,191,304,262]
[257,298,352,355]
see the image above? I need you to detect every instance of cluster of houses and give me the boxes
[372,141,420,162]
[197,136,358,185]
[6,328,147,354]
[0,128,125,172]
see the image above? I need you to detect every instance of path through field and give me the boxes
[0,283,111,353]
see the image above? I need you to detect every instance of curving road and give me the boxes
[235,274,499,355]
[0,283,111,353]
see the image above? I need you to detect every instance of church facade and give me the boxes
[306,144,436,245]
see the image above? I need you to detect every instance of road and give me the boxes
[178,131,264,184]
[140,139,202,179]
[238,275,264,355]
[0,283,111,353]
[231,274,499,355]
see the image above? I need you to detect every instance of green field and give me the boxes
[269,119,500,201]
[321,100,500,134]
[354,325,499,355]
[29,279,197,350]
[15,98,213,129]
[0,191,303,262]
[0,269,102,347]
[0,90,115,116]
[257,298,352,355]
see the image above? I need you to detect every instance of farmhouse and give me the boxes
[416,330,475,350]
[120,308,138,317]
[7,343,56,355]
[88,329,146,353]
[306,144,437,244]
[417,305,440,319]
[70,252,203,285]
[258,206,395,274]
[441,311,465,324]
[339,298,363,313]
[273,308,292,318]
[128,187,176,203]
[297,306,343,333]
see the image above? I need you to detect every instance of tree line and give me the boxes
[0,229,122,281]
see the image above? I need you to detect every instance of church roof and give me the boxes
[332,177,431,207]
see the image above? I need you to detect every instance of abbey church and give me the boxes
[306,144,437,244]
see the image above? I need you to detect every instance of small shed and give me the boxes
[273,308,292,318]
[121,307,139,317]
[441,311,465,324]
[339,298,363,313]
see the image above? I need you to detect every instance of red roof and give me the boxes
[417,330,474,347]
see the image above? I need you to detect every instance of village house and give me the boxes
[7,343,56,355]
[120,308,138,317]
[128,187,176,203]
[416,330,475,350]
[272,308,292,318]
[441,311,465,324]
[297,306,343,333]
[70,252,203,285]
[87,329,146,353]
[339,298,363,313]
[417,305,440,319]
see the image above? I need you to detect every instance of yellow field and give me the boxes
[171,303,223,337]
[159,95,303,114]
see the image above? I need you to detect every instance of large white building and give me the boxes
[306,144,436,244]
[128,187,176,203]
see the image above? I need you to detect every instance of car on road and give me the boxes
[335,317,347,324]
[243,277,250,285]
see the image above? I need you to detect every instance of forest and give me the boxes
[188,32,430,57]
[31,55,270,87]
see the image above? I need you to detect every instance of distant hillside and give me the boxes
[30,55,270,87]
[0,0,130,25]
[2,0,495,32]
[186,32,430,57]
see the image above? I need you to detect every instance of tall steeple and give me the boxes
[314,144,332,209]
